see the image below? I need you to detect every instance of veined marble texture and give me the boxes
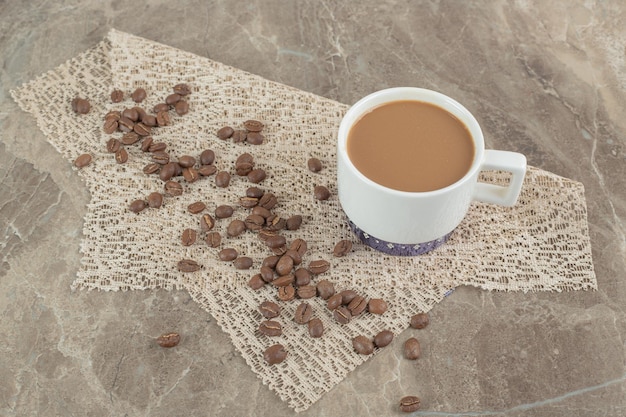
[1,1,624,416]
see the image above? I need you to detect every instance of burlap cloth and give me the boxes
[11,30,596,412]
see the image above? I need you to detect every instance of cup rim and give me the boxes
[338,87,485,197]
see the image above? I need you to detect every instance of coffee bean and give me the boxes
[182,167,199,183]
[74,153,92,168]
[244,214,265,231]
[308,259,330,274]
[143,163,160,175]
[152,151,170,165]
[373,330,394,348]
[259,301,281,319]
[121,132,140,145]
[199,149,215,165]
[122,108,139,122]
[165,93,181,105]
[352,335,374,355]
[275,254,294,276]
[103,118,118,134]
[214,205,234,219]
[259,320,282,337]
[181,228,197,246]
[71,97,90,114]
[404,337,421,360]
[243,119,264,132]
[410,312,430,329]
[347,295,367,317]
[118,116,134,132]
[314,185,331,200]
[307,157,323,172]
[174,100,189,116]
[333,240,353,257]
[316,279,335,300]
[115,148,128,164]
[147,192,163,208]
[177,155,196,168]
[265,215,286,232]
[227,219,246,237]
[294,302,313,324]
[110,89,124,103]
[218,248,238,262]
[235,152,254,165]
[246,131,264,145]
[399,396,421,413]
[272,274,295,287]
[232,129,247,143]
[153,103,169,113]
[290,239,308,257]
[177,259,201,272]
[142,114,157,127]
[277,284,296,301]
[198,165,217,176]
[258,192,277,210]
[234,256,253,270]
[159,162,178,181]
[294,268,311,286]
[246,186,264,198]
[265,235,286,249]
[235,162,254,177]
[333,306,352,324]
[131,87,147,103]
[239,197,259,209]
[297,285,316,299]
[140,137,153,152]
[205,231,221,247]
[308,318,324,338]
[156,110,170,126]
[105,110,121,120]
[217,126,235,140]
[285,215,303,231]
[326,294,343,310]
[271,246,288,256]
[200,214,216,232]
[250,207,270,219]
[263,344,287,365]
[129,199,147,213]
[262,255,280,269]
[164,180,183,196]
[149,142,167,153]
[247,168,266,183]
[156,332,180,348]
[188,201,206,214]
[215,171,231,188]
[339,290,358,305]
[284,249,302,266]
[248,274,265,290]
[134,122,151,136]
[368,299,388,315]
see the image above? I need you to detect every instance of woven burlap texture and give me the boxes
[11,29,596,412]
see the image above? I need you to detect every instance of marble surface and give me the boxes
[1,1,625,416]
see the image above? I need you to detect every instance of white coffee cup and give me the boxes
[337,87,527,256]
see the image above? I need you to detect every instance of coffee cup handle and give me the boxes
[472,150,527,207]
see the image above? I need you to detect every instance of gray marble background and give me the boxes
[1,1,625,416]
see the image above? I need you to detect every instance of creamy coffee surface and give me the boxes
[347,100,475,192]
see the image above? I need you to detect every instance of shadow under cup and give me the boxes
[337,88,524,256]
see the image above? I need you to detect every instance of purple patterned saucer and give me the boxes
[348,220,451,256]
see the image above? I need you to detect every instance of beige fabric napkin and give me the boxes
[11,30,596,412]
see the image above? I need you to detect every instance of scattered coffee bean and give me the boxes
[131,87,147,103]
[227,219,246,237]
[333,239,353,257]
[140,137,154,152]
[188,201,206,214]
[258,320,282,337]
[71,97,90,114]
[404,337,421,360]
[159,162,178,181]
[243,119,264,132]
[118,116,134,132]
[218,248,238,261]
[314,185,331,200]
[240,197,259,209]
[308,259,330,274]
[245,214,265,231]
[368,299,388,315]
[265,214,286,232]
[290,239,308,257]
[74,153,92,168]
[246,131,264,145]
[156,110,170,126]
[199,149,215,165]
[247,168,266,183]
[177,259,201,272]
[173,83,192,96]
[410,313,430,329]
[284,249,302,266]
[352,335,374,355]
[110,89,124,103]
[264,344,287,365]
[164,180,183,196]
[232,129,247,143]
[217,126,235,140]
[149,141,167,153]
[142,115,157,127]
[248,274,265,290]
[234,256,253,270]
[156,332,180,348]
[165,93,181,105]
[275,255,294,276]
[399,396,421,413]
[178,155,196,168]
[181,228,197,246]
[237,154,255,168]
[115,148,129,164]
[129,199,147,213]
[103,118,118,134]
[272,274,295,287]
[347,295,367,317]
[285,215,303,231]
[265,235,286,249]
[153,103,169,113]
[200,214,216,232]
[122,108,139,122]
[297,285,317,299]
[152,151,170,165]
[143,163,160,175]
[262,255,280,269]
[339,290,358,305]
[277,284,296,301]
[174,100,189,116]
[134,122,151,136]
[326,293,343,310]
[308,318,324,338]
[259,301,281,319]
[316,279,335,300]
[258,192,278,210]
[236,162,254,177]
[334,306,352,324]
[294,268,311,287]
[373,330,394,348]
[215,205,234,219]
[307,157,322,172]
[215,171,231,188]
[182,167,199,183]
[198,165,217,176]
[205,231,221,247]
[294,302,313,324]
[147,192,163,208]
